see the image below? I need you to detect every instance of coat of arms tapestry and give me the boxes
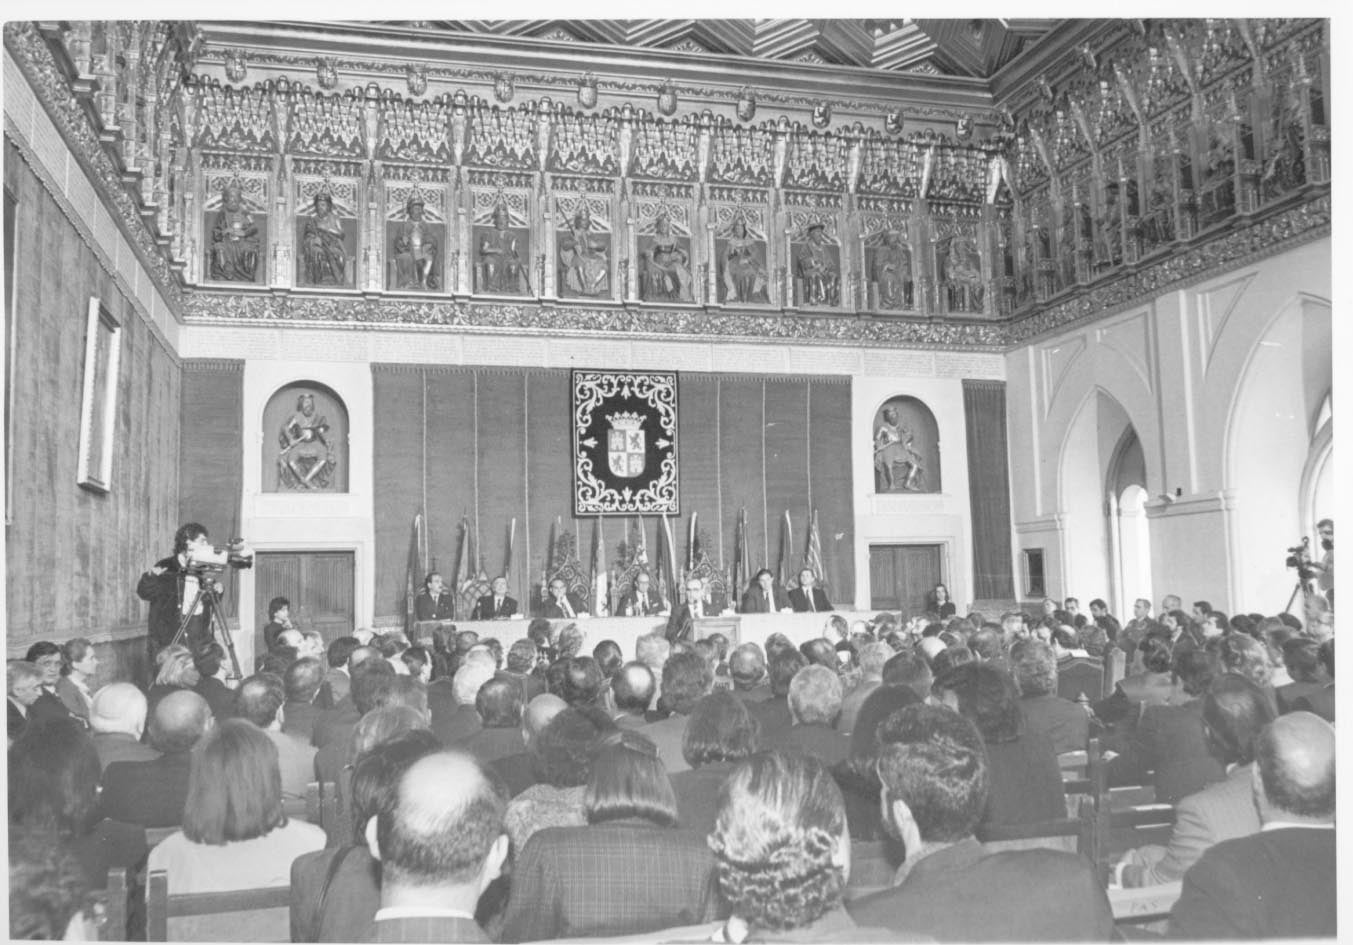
[572,370,679,515]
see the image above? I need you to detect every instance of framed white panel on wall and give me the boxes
[76,296,122,494]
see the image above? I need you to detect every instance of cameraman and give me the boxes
[136,523,219,665]
[1311,518,1334,603]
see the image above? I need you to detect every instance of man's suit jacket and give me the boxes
[670,760,736,839]
[456,725,525,764]
[1293,683,1335,722]
[848,836,1114,942]
[193,676,236,722]
[432,704,482,748]
[1113,698,1225,804]
[412,590,455,622]
[282,700,322,742]
[1170,827,1336,939]
[362,915,488,944]
[311,696,360,749]
[1125,762,1260,887]
[1020,692,1090,755]
[499,819,721,943]
[29,689,73,726]
[982,733,1066,828]
[788,586,833,613]
[740,585,790,614]
[100,752,194,827]
[618,588,666,617]
[92,732,161,772]
[540,591,588,619]
[764,722,851,768]
[290,844,380,943]
[489,751,537,797]
[746,694,793,739]
[470,594,517,620]
[1275,679,1323,714]
[638,713,691,775]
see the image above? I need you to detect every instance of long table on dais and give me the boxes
[413,611,859,658]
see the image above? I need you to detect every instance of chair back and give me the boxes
[144,826,180,847]
[102,867,130,942]
[145,869,290,942]
[977,795,1096,857]
[313,779,348,847]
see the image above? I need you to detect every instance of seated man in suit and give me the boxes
[619,571,667,617]
[666,577,710,643]
[360,751,510,943]
[412,571,454,622]
[471,577,518,620]
[1117,673,1275,887]
[848,704,1113,942]
[763,664,849,767]
[1170,712,1336,939]
[236,672,316,801]
[540,578,589,620]
[1010,639,1089,754]
[740,569,792,614]
[282,657,325,742]
[88,683,160,771]
[100,690,213,827]
[788,567,833,613]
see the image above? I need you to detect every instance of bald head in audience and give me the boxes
[609,662,655,720]
[90,683,149,740]
[1254,712,1335,824]
[148,690,213,754]
[523,693,567,746]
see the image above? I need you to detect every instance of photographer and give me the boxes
[1313,518,1334,603]
[136,523,219,665]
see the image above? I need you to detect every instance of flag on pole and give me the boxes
[404,511,425,634]
[455,516,471,590]
[732,507,750,595]
[592,515,609,616]
[634,515,649,568]
[659,513,679,602]
[505,517,517,591]
[777,509,794,585]
[687,511,698,571]
[805,508,826,589]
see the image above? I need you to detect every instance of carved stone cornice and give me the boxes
[1007,192,1331,343]
[3,22,185,306]
[179,292,1009,349]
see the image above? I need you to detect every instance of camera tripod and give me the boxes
[170,575,244,681]
[1283,570,1318,618]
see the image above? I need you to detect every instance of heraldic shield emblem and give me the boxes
[573,370,679,515]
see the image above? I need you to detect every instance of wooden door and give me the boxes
[869,544,943,613]
[254,551,355,652]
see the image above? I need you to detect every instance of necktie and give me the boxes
[807,590,815,612]
[562,598,574,618]
[494,597,502,613]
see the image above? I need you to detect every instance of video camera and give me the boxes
[186,538,255,573]
[1285,537,1316,579]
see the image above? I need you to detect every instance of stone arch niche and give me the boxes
[261,381,349,493]
[871,395,941,494]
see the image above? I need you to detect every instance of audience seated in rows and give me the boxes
[503,704,614,852]
[101,690,212,828]
[1011,638,1089,754]
[669,691,760,838]
[764,664,849,767]
[88,682,159,770]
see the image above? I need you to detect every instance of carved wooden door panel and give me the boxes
[869,544,943,614]
[254,551,355,651]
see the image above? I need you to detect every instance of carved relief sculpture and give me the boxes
[389,192,439,291]
[718,215,769,304]
[940,234,984,314]
[869,230,913,310]
[794,223,840,307]
[298,185,352,287]
[558,205,610,299]
[638,212,693,303]
[873,405,923,492]
[208,177,261,283]
[476,201,529,295]
[278,391,337,490]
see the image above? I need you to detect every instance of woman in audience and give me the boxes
[932,662,1064,827]
[929,583,957,619]
[191,642,236,721]
[23,641,73,725]
[504,704,617,852]
[669,692,760,836]
[55,639,98,722]
[1277,637,1327,713]
[290,729,442,943]
[148,718,325,893]
[831,684,920,843]
[708,751,876,941]
[1209,632,1276,701]
[1094,632,1178,734]
[9,717,147,892]
[146,645,201,717]
[500,730,721,942]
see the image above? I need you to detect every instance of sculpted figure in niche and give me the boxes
[278,392,336,490]
[210,181,260,282]
[721,217,768,303]
[943,235,984,313]
[873,230,913,310]
[301,191,348,286]
[391,195,438,291]
[478,202,528,294]
[559,205,610,298]
[639,212,692,302]
[795,223,839,306]
[873,405,924,493]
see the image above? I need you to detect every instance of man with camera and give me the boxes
[136,523,235,668]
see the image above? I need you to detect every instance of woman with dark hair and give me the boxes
[56,638,98,721]
[500,730,720,942]
[146,644,201,717]
[503,704,617,853]
[148,719,324,894]
[708,751,874,941]
[399,645,433,683]
[830,684,920,844]
[932,662,1063,827]
[191,642,236,721]
[929,583,957,619]
[10,717,148,896]
[23,641,73,726]
[669,692,760,836]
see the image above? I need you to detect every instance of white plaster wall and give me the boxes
[1006,237,1331,615]
[851,377,975,612]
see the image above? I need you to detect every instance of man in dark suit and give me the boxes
[456,677,526,763]
[848,704,1113,942]
[135,522,217,666]
[666,577,710,643]
[432,663,491,747]
[88,683,161,771]
[1170,712,1335,939]
[359,751,509,943]
[763,664,850,766]
[312,648,389,748]
[728,644,771,704]
[412,571,455,622]
[470,576,517,620]
[618,571,666,617]
[747,649,807,739]
[490,693,566,797]
[606,662,655,730]
[740,568,791,614]
[539,578,588,619]
[7,660,45,744]
[1011,639,1089,754]
[281,656,325,742]
[100,690,213,827]
[788,567,833,613]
